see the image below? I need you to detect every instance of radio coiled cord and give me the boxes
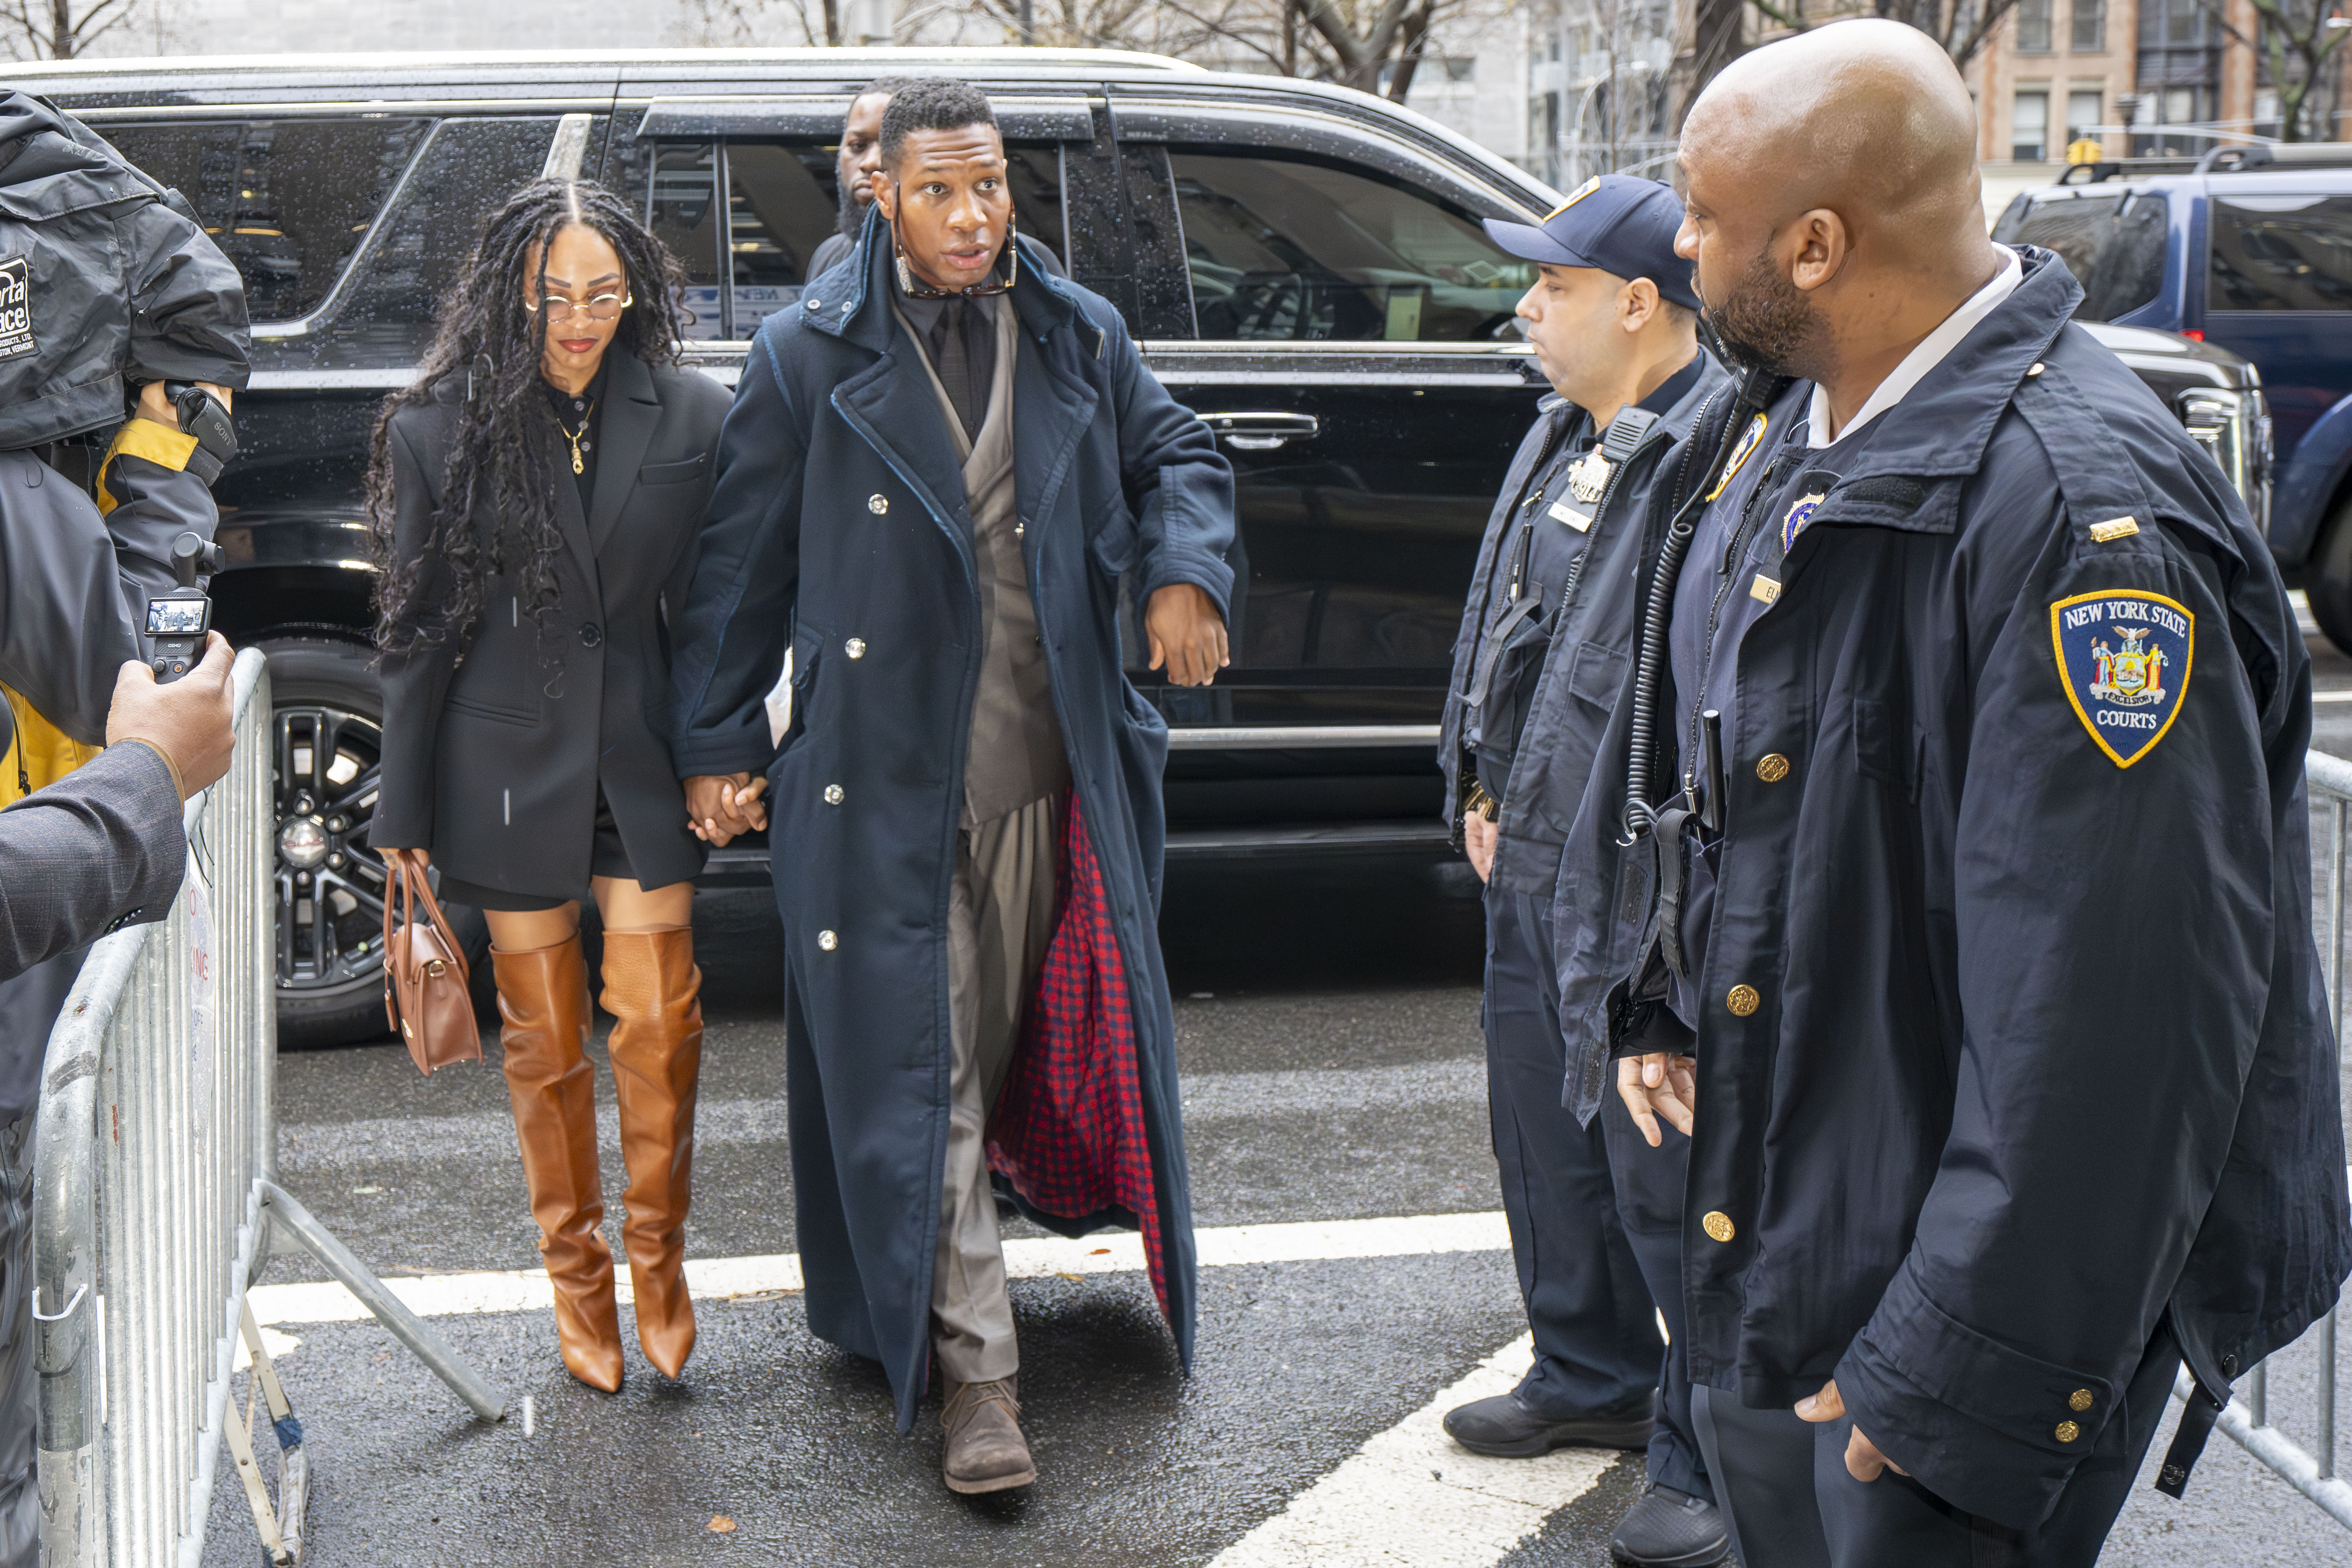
[1620,366,1784,846]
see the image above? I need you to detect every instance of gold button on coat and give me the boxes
[846,638,866,659]
[817,930,837,951]
[1757,753,1791,783]
[867,493,888,514]
[1727,984,1760,1016]
[2069,1389,2094,1411]
[823,785,844,805]
[2055,1420,2081,1443]
[1702,1211,1736,1243]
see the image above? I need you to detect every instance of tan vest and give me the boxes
[897,297,1070,827]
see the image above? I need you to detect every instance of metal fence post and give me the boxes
[2167,752,2352,1530]
[33,651,507,1568]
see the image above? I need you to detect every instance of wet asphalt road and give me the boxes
[198,608,2352,1565]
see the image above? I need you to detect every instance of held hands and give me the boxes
[1463,813,1497,883]
[105,632,236,800]
[684,585,1225,840]
[686,773,768,846]
[1796,1379,1907,1482]
[1146,583,1230,688]
[1616,1052,1697,1148]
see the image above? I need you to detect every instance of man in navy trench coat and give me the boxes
[1567,22,2352,1564]
[668,86,1233,1482]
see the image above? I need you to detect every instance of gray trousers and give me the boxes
[932,792,1060,1386]
[1690,1324,2179,1568]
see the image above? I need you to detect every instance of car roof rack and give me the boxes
[2057,155,2209,183]
[2194,142,2352,173]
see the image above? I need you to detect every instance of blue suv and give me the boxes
[1995,155,2352,645]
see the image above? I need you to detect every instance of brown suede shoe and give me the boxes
[941,1377,1036,1495]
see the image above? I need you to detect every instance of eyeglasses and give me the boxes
[892,215,1020,300]
[526,291,633,323]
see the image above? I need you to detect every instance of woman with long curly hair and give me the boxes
[368,178,729,1392]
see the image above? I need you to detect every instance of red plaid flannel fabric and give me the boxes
[985,795,1170,1322]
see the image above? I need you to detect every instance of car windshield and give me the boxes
[1993,190,2169,322]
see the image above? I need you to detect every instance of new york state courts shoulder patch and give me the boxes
[2049,589,2194,768]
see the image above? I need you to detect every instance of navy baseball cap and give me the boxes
[1483,175,1699,311]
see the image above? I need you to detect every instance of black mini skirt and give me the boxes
[433,790,636,912]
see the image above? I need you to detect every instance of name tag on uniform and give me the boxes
[1547,499,1595,533]
[1750,574,1782,605]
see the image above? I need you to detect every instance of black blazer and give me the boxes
[372,350,730,899]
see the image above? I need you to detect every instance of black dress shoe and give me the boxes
[1441,1392,1655,1458]
[1610,1482,1730,1567]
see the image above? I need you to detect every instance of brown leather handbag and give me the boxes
[380,847,480,1074]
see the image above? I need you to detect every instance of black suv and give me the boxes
[16,49,2271,1044]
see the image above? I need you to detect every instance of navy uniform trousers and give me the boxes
[1485,882,1705,1500]
[1689,1324,2178,1566]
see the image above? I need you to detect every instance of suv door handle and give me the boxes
[1198,411,1321,451]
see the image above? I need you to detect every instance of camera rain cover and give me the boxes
[0,92,248,450]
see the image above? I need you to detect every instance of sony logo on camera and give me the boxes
[0,256,33,362]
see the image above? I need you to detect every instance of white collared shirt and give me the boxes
[1807,245,2024,449]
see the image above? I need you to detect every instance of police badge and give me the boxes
[1782,491,1826,550]
[2050,589,2194,768]
[1705,413,1768,501]
[1566,449,1612,503]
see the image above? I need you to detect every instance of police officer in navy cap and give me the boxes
[1437,171,1732,1567]
[1569,21,2349,1565]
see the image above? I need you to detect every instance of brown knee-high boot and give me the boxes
[493,937,624,1393]
[600,927,703,1377]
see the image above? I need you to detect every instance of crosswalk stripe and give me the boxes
[1207,1332,1616,1568]
[245,1210,1514,1328]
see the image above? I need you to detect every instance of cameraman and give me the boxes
[0,89,247,1565]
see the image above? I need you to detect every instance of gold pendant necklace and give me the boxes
[557,399,593,477]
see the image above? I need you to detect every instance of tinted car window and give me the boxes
[2209,194,2352,310]
[628,137,1067,339]
[101,118,429,322]
[648,142,725,340]
[726,142,834,336]
[1994,190,2168,320]
[1169,151,1529,341]
[322,117,565,367]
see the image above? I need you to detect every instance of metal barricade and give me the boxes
[33,649,506,1568]
[2163,747,2352,1530]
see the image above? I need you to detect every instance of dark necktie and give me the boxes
[933,299,981,443]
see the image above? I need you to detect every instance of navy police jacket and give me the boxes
[1552,247,2352,1529]
[1438,353,1731,895]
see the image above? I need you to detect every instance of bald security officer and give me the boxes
[1564,19,2349,1565]
[1437,175,1731,1568]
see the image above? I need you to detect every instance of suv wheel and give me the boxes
[258,637,489,1047]
[2308,495,2352,656]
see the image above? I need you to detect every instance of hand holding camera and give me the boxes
[105,630,235,800]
